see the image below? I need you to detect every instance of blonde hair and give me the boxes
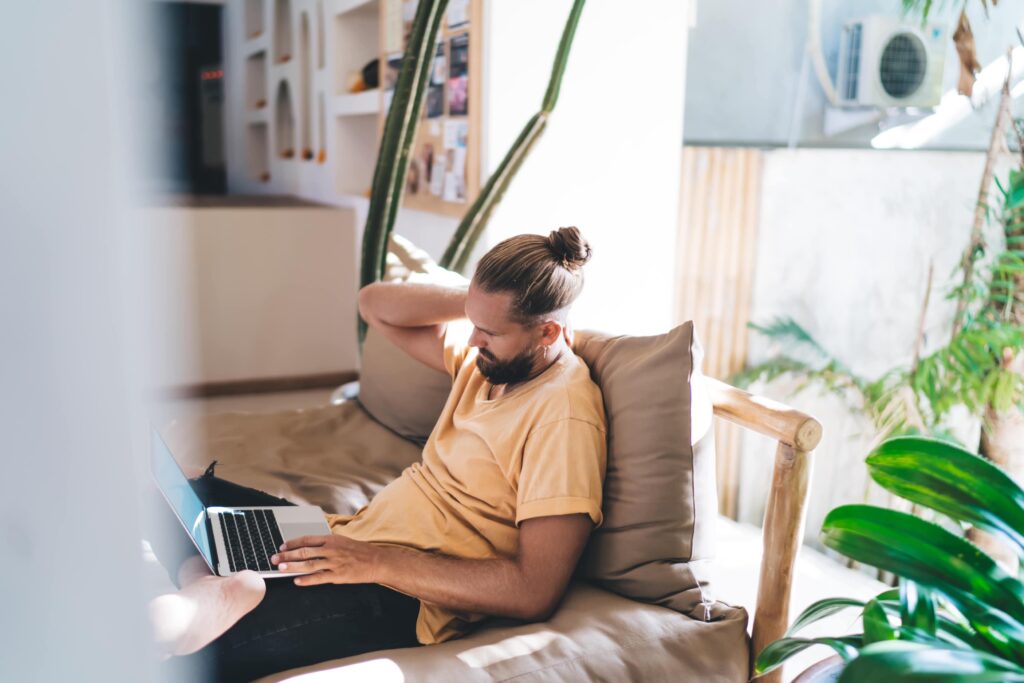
[473,226,592,324]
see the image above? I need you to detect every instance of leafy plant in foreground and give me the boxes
[754,436,1024,681]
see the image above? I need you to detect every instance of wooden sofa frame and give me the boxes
[706,378,823,683]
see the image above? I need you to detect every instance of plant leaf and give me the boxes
[785,597,867,636]
[867,436,1024,554]
[901,580,937,635]
[822,505,1024,663]
[753,635,861,676]
[838,641,1024,682]
[864,598,898,643]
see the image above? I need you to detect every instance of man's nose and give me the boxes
[468,328,486,348]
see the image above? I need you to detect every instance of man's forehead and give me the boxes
[466,284,514,328]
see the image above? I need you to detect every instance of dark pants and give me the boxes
[149,463,420,683]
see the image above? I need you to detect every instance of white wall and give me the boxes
[480,0,691,336]
[143,204,360,387]
[736,147,1011,546]
[1,2,153,680]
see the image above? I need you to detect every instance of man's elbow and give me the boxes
[517,589,562,622]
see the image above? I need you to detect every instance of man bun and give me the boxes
[547,226,592,270]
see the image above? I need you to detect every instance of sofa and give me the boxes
[158,238,823,683]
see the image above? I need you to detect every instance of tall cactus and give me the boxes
[359,0,449,343]
[440,0,586,273]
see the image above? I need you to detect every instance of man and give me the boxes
[152,227,607,681]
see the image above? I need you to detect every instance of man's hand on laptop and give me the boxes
[271,534,379,585]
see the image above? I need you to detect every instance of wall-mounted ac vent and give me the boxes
[837,15,946,108]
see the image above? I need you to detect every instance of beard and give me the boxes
[476,346,539,385]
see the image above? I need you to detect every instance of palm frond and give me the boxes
[747,317,848,366]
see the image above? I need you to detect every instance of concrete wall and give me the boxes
[143,203,359,387]
[684,0,1024,148]
[735,147,1013,544]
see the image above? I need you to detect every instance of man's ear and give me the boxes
[539,320,563,346]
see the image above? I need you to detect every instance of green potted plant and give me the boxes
[755,435,1024,681]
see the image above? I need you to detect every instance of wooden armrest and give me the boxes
[707,377,822,683]
[706,377,822,451]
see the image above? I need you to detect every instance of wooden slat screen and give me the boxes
[674,146,763,518]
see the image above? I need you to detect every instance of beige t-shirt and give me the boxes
[327,320,607,644]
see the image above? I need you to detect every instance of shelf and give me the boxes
[247,122,270,182]
[273,0,293,64]
[333,90,380,116]
[275,80,296,159]
[336,0,376,17]
[247,106,269,124]
[245,0,265,40]
[246,51,267,111]
[334,113,378,196]
[333,0,379,95]
[245,32,269,55]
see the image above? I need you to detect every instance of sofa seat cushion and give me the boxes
[161,399,750,681]
[162,399,423,515]
[253,582,749,683]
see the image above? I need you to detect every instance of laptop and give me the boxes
[151,428,331,578]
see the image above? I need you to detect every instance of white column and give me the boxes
[481,0,690,335]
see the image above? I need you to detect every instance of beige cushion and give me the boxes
[356,236,466,446]
[162,400,423,513]
[254,582,749,683]
[358,326,454,448]
[573,324,728,621]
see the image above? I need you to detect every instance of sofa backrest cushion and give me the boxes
[356,236,462,449]
[573,323,720,619]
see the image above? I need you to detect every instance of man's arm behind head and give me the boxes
[358,281,468,374]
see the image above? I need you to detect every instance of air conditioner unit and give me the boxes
[837,15,947,108]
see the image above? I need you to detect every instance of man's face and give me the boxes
[465,284,546,385]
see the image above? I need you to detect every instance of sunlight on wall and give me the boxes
[480,0,691,336]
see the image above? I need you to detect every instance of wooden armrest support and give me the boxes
[707,377,822,451]
[707,377,821,683]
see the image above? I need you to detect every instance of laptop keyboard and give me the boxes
[217,509,286,573]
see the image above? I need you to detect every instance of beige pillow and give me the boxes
[358,326,453,447]
[356,236,466,447]
[574,323,727,621]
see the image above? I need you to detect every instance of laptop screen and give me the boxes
[150,429,214,567]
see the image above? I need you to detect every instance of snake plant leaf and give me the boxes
[822,505,1024,662]
[440,0,586,273]
[864,598,898,644]
[358,0,449,343]
[784,597,867,637]
[867,437,1024,554]
[837,641,1024,682]
[753,635,861,676]
[901,580,937,635]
